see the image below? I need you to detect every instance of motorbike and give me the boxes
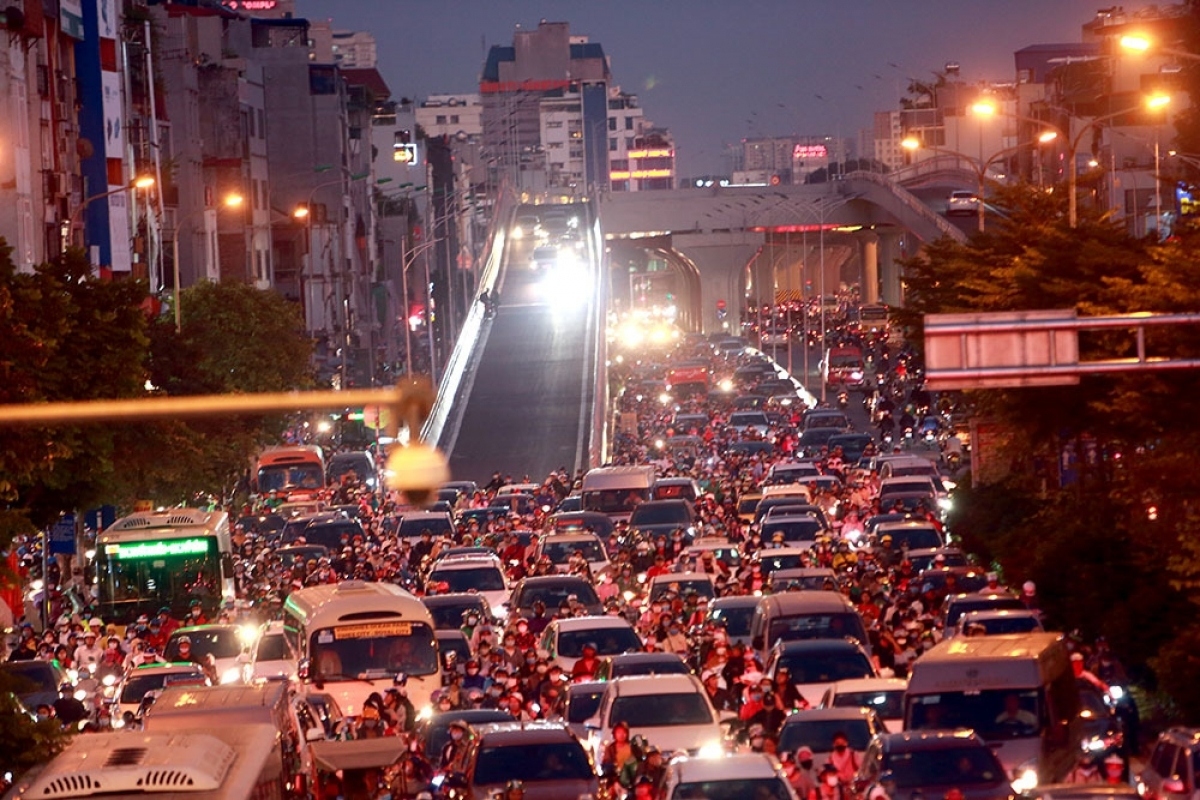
[837,391,849,410]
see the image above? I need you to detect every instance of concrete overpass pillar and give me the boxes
[878,232,904,307]
[861,233,879,304]
[672,233,761,333]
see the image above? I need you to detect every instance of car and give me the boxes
[941,592,1028,633]
[761,326,792,347]
[827,433,875,461]
[627,499,697,543]
[539,616,641,674]
[761,514,825,546]
[764,638,878,707]
[112,662,209,727]
[545,511,615,539]
[529,244,560,270]
[736,492,764,524]
[947,189,981,217]
[766,460,822,486]
[819,676,909,733]
[646,571,716,604]
[512,213,541,240]
[0,660,71,711]
[803,410,852,431]
[242,620,299,684]
[584,674,726,764]
[705,596,761,648]
[425,555,510,614]
[915,566,991,598]
[273,544,331,567]
[751,547,818,576]
[457,720,598,800]
[533,532,611,577]
[422,593,496,630]
[292,516,365,550]
[651,477,703,502]
[956,609,1045,637]
[1137,727,1200,800]
[557,680,607,739]
[164,624,253,685]
[413,708,513,764]
[855,730,1015,800]
[776,706,885,768]
[660,751,800,799]
[728,410,771,435]
[796,427,842,454]
[509,575,603,618]
[875,520,945,551]
[325,450,376,488]
[396,510,455,542]
[592,652,691,682]
[906,547,969,572]
[1029,786,1140,800]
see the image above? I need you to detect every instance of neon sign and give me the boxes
[610,169,674,180]
[628,149,673,159]
[793,144,828,159]
[107,538,211,560]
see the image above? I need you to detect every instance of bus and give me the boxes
[4,722,287,800]
[284,580,442,717]
[904,633,1082,790]
[256,445,326,495]
[95,509,236,624]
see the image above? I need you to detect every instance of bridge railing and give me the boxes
[843,170,968,243]
[586,197,609,469]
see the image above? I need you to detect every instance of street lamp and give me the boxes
[970,94,1170,227]
[67,175,156,231]
[1119,34,1200,64]
[171,191,244,333]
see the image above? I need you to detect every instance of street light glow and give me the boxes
[292,205,310,219]
[900,137,921,151]
[1147,93,1171,110]
[1038,130,1058,144]
[133,175,156,189]
[224,193,244,208]
[970,100,998,117]
[1120,34,1152,53]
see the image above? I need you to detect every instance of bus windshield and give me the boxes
[908,689,1042,739]
[310,622,439,679]
[98,536,222,620]
[258,463,324,492]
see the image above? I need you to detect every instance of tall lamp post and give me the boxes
[970,94,1171,227]
[67,175,156,257]
[171,191,244,333]
[901,134,1059,232]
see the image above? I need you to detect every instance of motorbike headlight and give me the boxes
[697,741,725,759]
[1108,685,1125,702]
[102,674,117,687]
[74,689,88,701]
[938,497,953,511]
[111,716,125,729]
[220,667,243,685]
[1011,761,1039,794]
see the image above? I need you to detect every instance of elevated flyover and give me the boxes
[597,174,967,332]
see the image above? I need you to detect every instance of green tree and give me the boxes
[0,672,71,782]
[903,188,1200,713]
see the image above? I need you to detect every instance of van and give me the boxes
[749,590,870,664]
[904,632,1083,790]
[581,465,656,524]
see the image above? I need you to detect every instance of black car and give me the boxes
[593,652,691,681]
[414,709,512,761]
[627,499,696,543]
[509,575,603,616]
[422,593,496,630]
[855,730,1016,800]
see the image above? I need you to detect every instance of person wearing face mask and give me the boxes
[440,719,470,772]
[511,618,536,650]
[186,599,209,625]
[383,684,416,733]
[828,731,860,785]
[388,735,433,798]
[460,611,481,642]
[818,763,847,800]
[661,618,689,655]
[790,746,820,800]
[462,659,486,691]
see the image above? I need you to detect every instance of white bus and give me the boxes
[95,509,236,625]
[284,580,442,717]
[4,723,286,800]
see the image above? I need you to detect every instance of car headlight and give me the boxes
[220,667,243,685]
[511,226,524,240]
[1011,761,1039,793]
[938,497,953,511]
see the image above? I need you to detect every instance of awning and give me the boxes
[309,739,405,772]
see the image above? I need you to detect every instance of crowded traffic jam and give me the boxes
[3,303,1143,800]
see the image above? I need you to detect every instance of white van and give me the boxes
[581,465,657,524]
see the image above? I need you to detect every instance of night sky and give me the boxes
[294,0,1107,176]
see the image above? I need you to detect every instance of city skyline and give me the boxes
[295,0,1108,176]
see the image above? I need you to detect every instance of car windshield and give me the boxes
[708,605,755,637]
[908,689,1042,739]
[167,629,244,660]
[583,488,650,514]
[610,692,713,727]
[611,658,689,678]
[755,552,806,573]
[945,596,1026,627]
[309,622,439,678]
[120,671,187,704]
[762,518,824,541]
[472,741,594,785]
[775,649,874,684]
[426,600,486,629]
[673,779,793,800]
[542,539,607,564]
[729,412,768,427]
[427,565,506,592]
[629,504,689,525]
[970,615,1041,634]
[566,690,604,723]
[256,633,289,661]
[517,582,600,610]
[885,746,1005,788]
[649,579,714,600]
[778,717,874,753]
[557,626,641,658]
[882,528,942,550]
[831,690,905,719]
[3,662,57,693]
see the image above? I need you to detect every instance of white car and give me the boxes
[585,675,727,764]
[534,532,612,577]
[111,662,209,728]
[946,189,981,217]
[661,752,799,799]
[540,616,642,674]
[242,620,299,684]
[819,676,909,733]
[425,555,511,614]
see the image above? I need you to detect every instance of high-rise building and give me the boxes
[332,30,377,69]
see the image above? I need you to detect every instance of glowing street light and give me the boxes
[1120,33,1200,63]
